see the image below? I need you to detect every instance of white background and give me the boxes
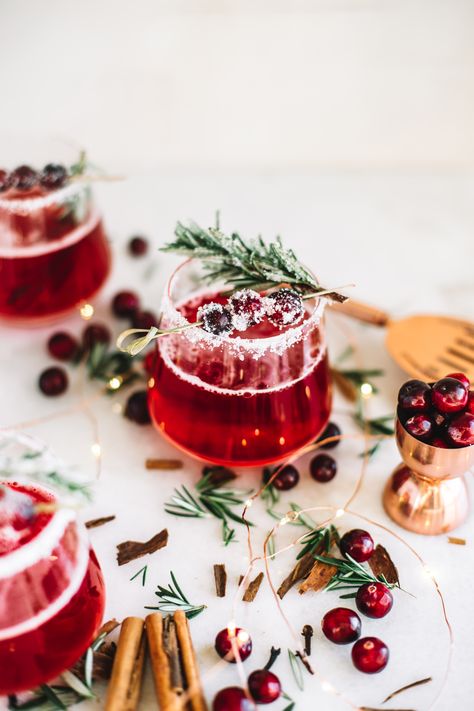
[1,2,474,710]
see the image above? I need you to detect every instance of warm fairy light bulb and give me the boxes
[245,498,253,508]
[148,377,155,388]
[321,680,335,694]
[280,510,299,526]
[236,628,250,643]
[360,382,373,398]
[79,303,94,320]
[91,443,101,458]
[108,376,122,390]
[335,508,345,518]
[227,621,236,636]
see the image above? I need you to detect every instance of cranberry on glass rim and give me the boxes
[148,260,332,466]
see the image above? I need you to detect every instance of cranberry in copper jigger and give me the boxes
[432,377,468,414]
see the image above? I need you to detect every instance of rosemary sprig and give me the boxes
[165,472,253,545]
[313,553,399,597]
[145,571,206,619]
[288,650,304,691]
[161,220,348,303]
[86,343,143,393]
[297,524,339,561]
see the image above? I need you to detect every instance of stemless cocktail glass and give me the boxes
[0,171,111,325]
[0,434,106,694]
[148,260,332,466]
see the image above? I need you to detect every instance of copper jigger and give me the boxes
[383,416,473,535]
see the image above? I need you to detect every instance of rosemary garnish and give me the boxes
[165,472,253,545]
[313,553,399,597]
[86,343,143,393]
[145,571,206,619]
[130,565,148,587]
[297,523,339,561]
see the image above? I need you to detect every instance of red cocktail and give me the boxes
[148,260,331,466]
[0,479,105,694]
[0,181,110,325]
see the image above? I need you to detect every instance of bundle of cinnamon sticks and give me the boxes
[104,611,207,711]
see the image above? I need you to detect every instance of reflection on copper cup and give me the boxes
[383,419,473,535]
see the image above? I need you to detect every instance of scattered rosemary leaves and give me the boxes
[116,528,168,566]
[288,650,305,691]
[145,571,206,619]
[130,565,148,587]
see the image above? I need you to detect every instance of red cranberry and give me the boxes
[38,367,68,396]
[82,323,111,350]
[446,412,474,447]
[356,582,393,619]
[264,464,299,491]
[47,332,79,361]
[9,165,38,191]
[446,372,470,389]
[317,421,341,449]
[322,607,361,644]
[265,289,304,328]
[397,379,431,412]
[215,627,252,663]
[132,310,158,330]
[404,413,433,441]
[198,303,234,336]
[40,163,68,190]
[248,669,281,704]
[229,289,266,330]
[430,437,448,448]
[112,290,140,318]
[128,235,149,256]
[310,453,337,483]
[467,392,474,415]
[340,529,374,563]
[124,390,151,425]
[0,170,9,192]
[213,688,253,711]
[432,377,468,414]
[352,637,389,674]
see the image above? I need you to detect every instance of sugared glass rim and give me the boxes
[0,181,89,216]
[161,258,326,356]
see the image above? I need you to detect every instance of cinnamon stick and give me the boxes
[213,564,227,597]
[85,515,116,529]
[104,617,146,711]
[242,572,264,602]
[146,613,180,711]
[299,556,337,594]
[146,458,183,470]
[117,528,168,566]
[174,610,208,711]
[277,551,319,599]
[368,544,399,586]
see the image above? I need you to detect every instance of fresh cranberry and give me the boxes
[112,290,140,318]
[9,165,38,191]
[340,529,374,563]
[248,669,281,704]
[198,303,234,336]
[265,289,304,328]
[467,392,474,415]
[264,464,299,491]
[430,437,448,448]
[0,170,9,192]
[404,413,433,441]
[47,332,79,361]
[397,379,431,412]
[310,453,337,483]
[215,627,252,663]
[132,310,158,330]
[322,607,361,644]
[213,688,253,711]
[356,582,393,619]
[128,235,149,256]
[124,390,151,425]
[432,377,468,414]
[229,289,266,330]
[446,412,474,447]
[446,372,470,389]
[82,323,111,350]
[38,367,68,396]
[352,637,389,674]
[317,421,341,449]
[40,163,68,190]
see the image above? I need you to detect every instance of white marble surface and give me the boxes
[0,173,473,710]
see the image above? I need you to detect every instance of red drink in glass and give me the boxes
[0,182,111,325]
[148,260,332,466]
[0,479,105,694]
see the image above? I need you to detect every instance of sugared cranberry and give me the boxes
[132,310,158,330]
[351,637,389,674]
[124,390,151,425]
[432,377,468,414]
[213,688,253,711]
[112,290,140,318]
[264,464,299,491]
[198,303,234,336]
[466,392,474,415]
[446,372,470,389]
[356,582,393,619]
[82,323,111,350]
[265,289,304,328]
[128,235,149,256]
[0,170,9,192]
[404,413,433,441]
[40,163,68,190]
[215,627,252,663]
[446,412,474,447]
[321,607,361,645]
[47,332,79,361]
[340,529,374,563]
[229,289,266,330]
[397,379,431,412]
[317,421,341,449]
[310,453,337,483]
[9,165,38,191]
[38,367,68,396]
[248,669,281,704]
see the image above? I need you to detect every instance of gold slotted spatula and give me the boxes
[333,300,474,382]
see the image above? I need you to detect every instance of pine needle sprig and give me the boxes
[145,571,206,619]
[313,553,399,597]
[161,220,348,303]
